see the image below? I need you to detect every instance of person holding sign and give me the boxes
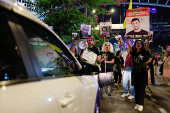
[127,18,148,36]
[125,33,150,112]
[98,42,114,97]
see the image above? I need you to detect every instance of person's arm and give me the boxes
[98,56,106,63]
[146,58,152,64]
[145,32,152,51]
[125,34,132,52]
[106,59,114,63]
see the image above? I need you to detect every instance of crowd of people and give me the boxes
[69,34,170,112]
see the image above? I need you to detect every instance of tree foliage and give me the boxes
[30,0,127,46]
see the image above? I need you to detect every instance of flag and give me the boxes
[123,0,132,29]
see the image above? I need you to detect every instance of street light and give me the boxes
[110,9,114,23]
[92,10,96,13]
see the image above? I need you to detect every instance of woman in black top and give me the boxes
[125,34,150,112]
[98,42,114,97]
[70,46,81,63]
[113,51,124,85]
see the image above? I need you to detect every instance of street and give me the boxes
[100,64,170,113]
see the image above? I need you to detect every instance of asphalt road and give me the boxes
[100,63,170,113]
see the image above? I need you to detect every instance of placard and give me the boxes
[82,49,97,64]
[126,8,150,39]
[100,22,111,38]
[80,24,91,39]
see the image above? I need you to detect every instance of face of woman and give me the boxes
[71,46,75,52]
[119,52,122,56]
[105,43,110,51]
[135,41,142,49]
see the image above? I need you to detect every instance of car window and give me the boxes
[0,8,28,81]
[17,15,79,77]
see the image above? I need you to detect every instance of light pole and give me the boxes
[110,9,114,23]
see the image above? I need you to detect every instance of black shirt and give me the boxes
[131,47,148,66]
[99,51,114,72]
[127,29,148,37]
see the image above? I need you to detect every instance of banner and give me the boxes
[154,54,160,59]
[80,24,91,39]
[126,7,150,39]
[100,22,111,38]
[166,45,170,52]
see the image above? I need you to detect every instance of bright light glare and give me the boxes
[111,9,114,13]
[48,98,52,102]
[19,7,23,10]
[92,10,96,13]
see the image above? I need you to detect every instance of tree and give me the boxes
[30,0,127,45]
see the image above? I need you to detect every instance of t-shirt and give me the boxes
[127,29,148,37]
[99,51,114,72]
[131,48,149,66]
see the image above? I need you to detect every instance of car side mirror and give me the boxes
[80,61,100,75]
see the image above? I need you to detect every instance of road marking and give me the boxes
[159,108,167,113]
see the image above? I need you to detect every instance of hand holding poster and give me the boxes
[126,8,150,39]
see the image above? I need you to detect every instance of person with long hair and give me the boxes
[98,42,114,97]
[125,33,150,112]
[161,51,170,85]
[113,51,124,85]
[70,46,81,63]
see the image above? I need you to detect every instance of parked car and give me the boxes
[0,0,100,113]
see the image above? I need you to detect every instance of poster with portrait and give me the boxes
[126,7,150,39]
[72,33,78,41]
[80,24,91,39]
[115,35,124,45]
[100,22,111,38]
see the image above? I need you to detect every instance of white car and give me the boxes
[0,0,100,113]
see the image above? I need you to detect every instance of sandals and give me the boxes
[161,83,166,85]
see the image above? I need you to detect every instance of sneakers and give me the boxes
[128,95,134,99]
[121,93,129,97]
[115,83,118,85]
[138,105,143,111]
[134,104,143,111]
[134,104,138,110]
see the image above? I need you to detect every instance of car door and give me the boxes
[0,5,59,113]
[14,12,98,113]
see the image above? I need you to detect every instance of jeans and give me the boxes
[123,67,134,96]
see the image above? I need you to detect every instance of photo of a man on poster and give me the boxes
[127,18,148,35]
[126,8,150,38]
[80,24,91,39]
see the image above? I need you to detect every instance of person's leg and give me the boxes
[138,85,146,105]
[114,72,118,84]
[150,65,155,84]
[123,70,129,94]
[148,69,151,87]
[162,77,166,84]
[155,65,158,76]
[118,72,122,83]
[129,71,134,97]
